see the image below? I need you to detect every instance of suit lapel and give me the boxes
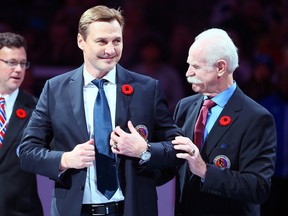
[0,90,35,157]
[115,64,133,130]
[68,66,89,140]
[114,65,133,167]
[204,87,243,156]
[189,97,203,139]
[179,97,203,191]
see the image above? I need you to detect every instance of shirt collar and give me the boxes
[83,66,116,87]
[0,88,18,105]
[204,81,237,107]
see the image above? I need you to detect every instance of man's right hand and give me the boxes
[60,139,95,170]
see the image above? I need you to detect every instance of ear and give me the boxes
[77,33,84,50]
[216,59,226,78]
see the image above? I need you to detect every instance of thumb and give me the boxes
[127,120,137,134]
[88,138,94,145]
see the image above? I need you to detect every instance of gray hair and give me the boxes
[195,28,239,73]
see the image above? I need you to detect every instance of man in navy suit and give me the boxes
[172,28,277,216]
[17,5,182,216]
[0,32,43,215]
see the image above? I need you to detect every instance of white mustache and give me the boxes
[187,76,202,84]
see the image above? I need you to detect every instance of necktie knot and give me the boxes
[0,97,6,117]
[203,99,215,109]
[92,79,107,89]
[193,99,216,150]
[0,97,5,105]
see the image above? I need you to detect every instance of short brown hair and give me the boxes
[0,32,27,52]
[78,5,124,40]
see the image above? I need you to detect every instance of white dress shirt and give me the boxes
[1,88,18,125]
[82,66,124,204]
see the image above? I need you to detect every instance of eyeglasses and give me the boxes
[0,58,30,69]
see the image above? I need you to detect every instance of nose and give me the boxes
[15,63,24,71]
[186,65,194,77]
[104,44,115,55]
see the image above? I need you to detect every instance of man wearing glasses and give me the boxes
[0,32,43,216]
[0,58,30,69]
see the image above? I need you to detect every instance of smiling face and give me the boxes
[0,46,27,95]
[77,20,123,79]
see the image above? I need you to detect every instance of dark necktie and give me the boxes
[92,79,118,199]
[0,97,7,149]
[194,99,215,149]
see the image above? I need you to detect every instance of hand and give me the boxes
[110,120,147,158]
[60,139,95,170]
[172,136,207,178]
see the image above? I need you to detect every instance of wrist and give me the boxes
[201,163,207,179]
[60,152,69,170]
[139,143,151,165]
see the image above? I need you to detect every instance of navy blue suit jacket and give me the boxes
[18,64,182,216]
[173,87,277,216]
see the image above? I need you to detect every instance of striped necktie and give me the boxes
[0,97,7,149]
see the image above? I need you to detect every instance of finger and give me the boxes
[127,120,137,134]
[172,139,181,145]
[86,154,95,161]
[173,145,184,151]
[85,161,94,167]
[189,148,196,156]
[110,138,114,146]
[111,141,120,153]
[172,136,187,144]
[181,136,192,144]
[174,144,194,155]
[114,126,125,137]
[174,136,183,140]
[176,153,190,159]
[173,141,188,149]
[110,131,118,141]
[111,130,122,145]
[84,140,95,150]
[111,141,118,149]
[87,139,94,145]
[111,147,119,154]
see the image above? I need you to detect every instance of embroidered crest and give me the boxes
[135,124,148,141]
[213,155,231,168]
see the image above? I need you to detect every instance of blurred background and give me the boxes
[1,0,287,215]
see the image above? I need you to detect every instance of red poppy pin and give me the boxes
[121,84,133,95]
[16,108,27,119]
[219,115,231,126]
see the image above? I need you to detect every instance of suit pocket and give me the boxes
[54,185,67,199]
[209,144,237,169]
